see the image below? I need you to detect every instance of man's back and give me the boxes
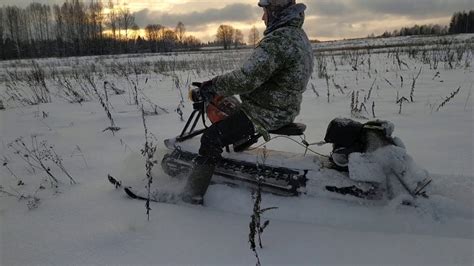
[241,16,314,132]
[212,3,314,135]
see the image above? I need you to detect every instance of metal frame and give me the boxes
[176,102,207,142]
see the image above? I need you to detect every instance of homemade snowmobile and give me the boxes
[160,83,432,202]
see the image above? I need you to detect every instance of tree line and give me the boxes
[214,25,260,50]
[0,0,262,60]
[379,10,473,38]
[0,0,206,60]
[449,10,474,34]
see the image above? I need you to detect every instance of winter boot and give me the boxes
[181,156,216,205]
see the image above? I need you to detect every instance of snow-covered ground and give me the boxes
[314,33,474,52]
[1,35,473,265]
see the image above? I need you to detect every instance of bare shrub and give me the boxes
[410,67,422,102]
[4,66,51,106]
[316,55,328,79]
[248,147,278,266]
[52,73,87,104]
[397,96,410,114]
[24,61,51,104]
[351,90,369,119]
[436,87,461,112]
[87,74,120,134]
[8,136,77,185]
[140,107,158,220]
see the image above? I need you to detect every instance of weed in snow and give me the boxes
[436,86,462,112]
[140,107,158,221]
[249,147,278,266]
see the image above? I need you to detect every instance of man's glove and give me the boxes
[190,80,215,102]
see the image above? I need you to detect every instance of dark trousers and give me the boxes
[183,110,255,203]
[199,110,255,162]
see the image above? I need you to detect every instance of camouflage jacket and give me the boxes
[211,4,314,140]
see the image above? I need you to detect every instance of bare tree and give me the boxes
[59,0,87,55]
[145,24,161,41]
[33,3,52,56]
[118,7,134,52]
[183,35,201,49]
[118,8,134,40]
[88,0,104,40]
[248,25,260,48]
[5,6,23,57]
[52,4,65,56]
[216,24,234,50]
[26,4,45,43]
[106,0,118,40]
[0,7,4,58]
[33,3,51,41]
[0,0,208,58]
[175,21,185,44]
[145,24,162,52]
[74,0,87,54]
[131,24,140,40]
[162,28,177,51]
[0,8,3,38]
[60,2,72,43]
[234,29,244,48]
[26,4,39,55]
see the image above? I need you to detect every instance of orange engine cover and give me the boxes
[206,95,241,124]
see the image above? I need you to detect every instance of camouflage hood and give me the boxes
[211,4,314,140]
[265,3,306,35]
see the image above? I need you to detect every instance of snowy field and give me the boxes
[314,33,474,52]
[1,35,473,265]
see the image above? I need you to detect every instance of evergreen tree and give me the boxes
[449,10,474,34]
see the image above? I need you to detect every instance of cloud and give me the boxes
[0,0,64,7]
[300,0,471,39]
[306,1,352,16]
[359,0,472,17]
[132,0,471,40]
[304,13,452,40]
[3,0,470,41]
[306,0,473,19]
[134,3,261,29]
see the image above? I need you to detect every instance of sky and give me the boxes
[3,0,473,41]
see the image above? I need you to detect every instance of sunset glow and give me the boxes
[3,0,471,42]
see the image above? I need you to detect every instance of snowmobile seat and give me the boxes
[269,123,306,136]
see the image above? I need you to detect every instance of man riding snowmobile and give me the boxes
[182,0,314,204]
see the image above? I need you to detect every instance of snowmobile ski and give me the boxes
[124,186,189,204]
[125,187,187,204]
[108,174,122,188]
[123,187,149,201]
[108,175,182,204]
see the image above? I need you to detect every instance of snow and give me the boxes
[376,120,395,137]
[348,145,432,198]
[313,34,474,52]
[348,152,387,183]
[1,34,474,265]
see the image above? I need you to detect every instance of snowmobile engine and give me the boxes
[206,95,241,123]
